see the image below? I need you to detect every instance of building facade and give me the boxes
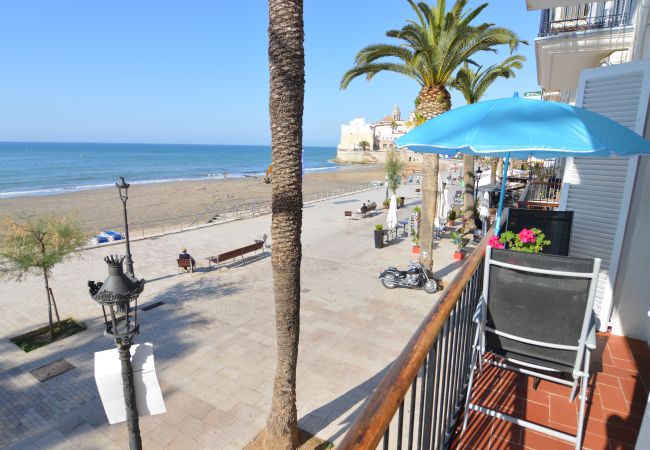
[335,105,421,163]
[528,0,650,343]
[337,117,374,151]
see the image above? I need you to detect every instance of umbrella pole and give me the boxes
[494,153,510,236]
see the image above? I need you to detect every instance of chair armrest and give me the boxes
[472,295,485,323]
[587,312,597,350]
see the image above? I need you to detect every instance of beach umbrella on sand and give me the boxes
[396,93,650,235]
[387,195,398,230]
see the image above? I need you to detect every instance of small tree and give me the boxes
[0,216,87,339]
[358,140,371,151]
[385,148,405,195]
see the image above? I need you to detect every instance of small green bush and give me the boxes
[374,224,384,231]
[448,210,457,221]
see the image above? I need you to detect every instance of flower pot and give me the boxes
[412,246,420,255]
[374,230,385,249]
[453,251,465,261]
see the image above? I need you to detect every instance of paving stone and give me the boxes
[0,184,463,447]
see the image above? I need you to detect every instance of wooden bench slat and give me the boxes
[209,241,264,268]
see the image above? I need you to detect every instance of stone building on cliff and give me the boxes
[335,105,422,164]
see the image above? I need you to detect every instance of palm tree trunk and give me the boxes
[491,158,498,184]
[416,85,450,272]
[264,0,304,448]
[463,155,475,231]
[419,154,439,271]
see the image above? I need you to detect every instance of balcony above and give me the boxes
[527,0,591,10]
[535,1,635,90]
[527,0,621,11]
[538,2,633,38]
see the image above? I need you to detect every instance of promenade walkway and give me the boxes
[0,184,464,449]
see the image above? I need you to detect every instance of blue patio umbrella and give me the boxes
[396,93,650,235]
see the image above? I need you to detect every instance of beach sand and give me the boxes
[0,164,389,234]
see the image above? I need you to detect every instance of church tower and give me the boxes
[392,104,401,121]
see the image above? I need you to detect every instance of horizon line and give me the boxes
[0,139,337,148]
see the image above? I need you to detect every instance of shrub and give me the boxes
[490,228,551,253]
[374,224,384,231]
[448,209,457,221]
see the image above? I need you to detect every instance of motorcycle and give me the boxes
[379,261,439,294]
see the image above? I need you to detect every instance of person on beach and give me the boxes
[178,248,196,271]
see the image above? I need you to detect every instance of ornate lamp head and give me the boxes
[116,177,130,202]
[89,255,144,343]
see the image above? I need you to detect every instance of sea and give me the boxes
[0,142,339,199]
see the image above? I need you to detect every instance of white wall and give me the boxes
[610,155,650,342]
[338,118,374,150]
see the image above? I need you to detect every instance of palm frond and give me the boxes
[340,0,528,92]
[341,62,424,89]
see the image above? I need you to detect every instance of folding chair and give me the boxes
[463,247,601,450]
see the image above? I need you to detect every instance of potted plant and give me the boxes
[450,230,470,260]
[411,231,420,255]
[448,209,457,225]
[398,196,405,208]
[382,198,391,209]
[488,228,551,253]
[374,224,385,249]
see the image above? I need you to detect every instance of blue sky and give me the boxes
[0,1,540,146]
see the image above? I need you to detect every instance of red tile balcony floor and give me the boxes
[450,333,649,449]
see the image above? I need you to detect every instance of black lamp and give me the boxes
[116,177,135,278]
[89,256,144,341]
[88,260,145,449]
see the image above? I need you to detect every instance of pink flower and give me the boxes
[518,229,536,244]
[488,236,505,249]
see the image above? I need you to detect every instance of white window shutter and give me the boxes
[560,59,650,331]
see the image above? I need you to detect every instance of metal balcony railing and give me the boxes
[516,181,562,210]
[538,1,633,37]
[338,232,490,449]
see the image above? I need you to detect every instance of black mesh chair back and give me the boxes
[505,208,573,256]
[486,249,594,371]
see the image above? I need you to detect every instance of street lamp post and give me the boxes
[89,256,145,450]
[116,177,135,278]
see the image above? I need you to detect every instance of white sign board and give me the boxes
[94,343,166,424]
[479,191,490,219]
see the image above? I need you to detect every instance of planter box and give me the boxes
[374,230,385,249]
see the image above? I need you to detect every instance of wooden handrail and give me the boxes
[338,230,493,450]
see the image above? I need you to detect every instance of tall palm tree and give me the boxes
[264,0,304,448]
[452,55,525,229]
[341,0,525,270]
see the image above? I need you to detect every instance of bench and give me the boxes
[207,241,265,270]
[177,258,195,276]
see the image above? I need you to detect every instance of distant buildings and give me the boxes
[338,105,412,151]
[335,105,421,164]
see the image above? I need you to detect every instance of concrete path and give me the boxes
[0,183,465,449]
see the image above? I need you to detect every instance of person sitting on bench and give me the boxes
[178,248,196,271]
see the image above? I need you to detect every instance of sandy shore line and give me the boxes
[0,165,389,234]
